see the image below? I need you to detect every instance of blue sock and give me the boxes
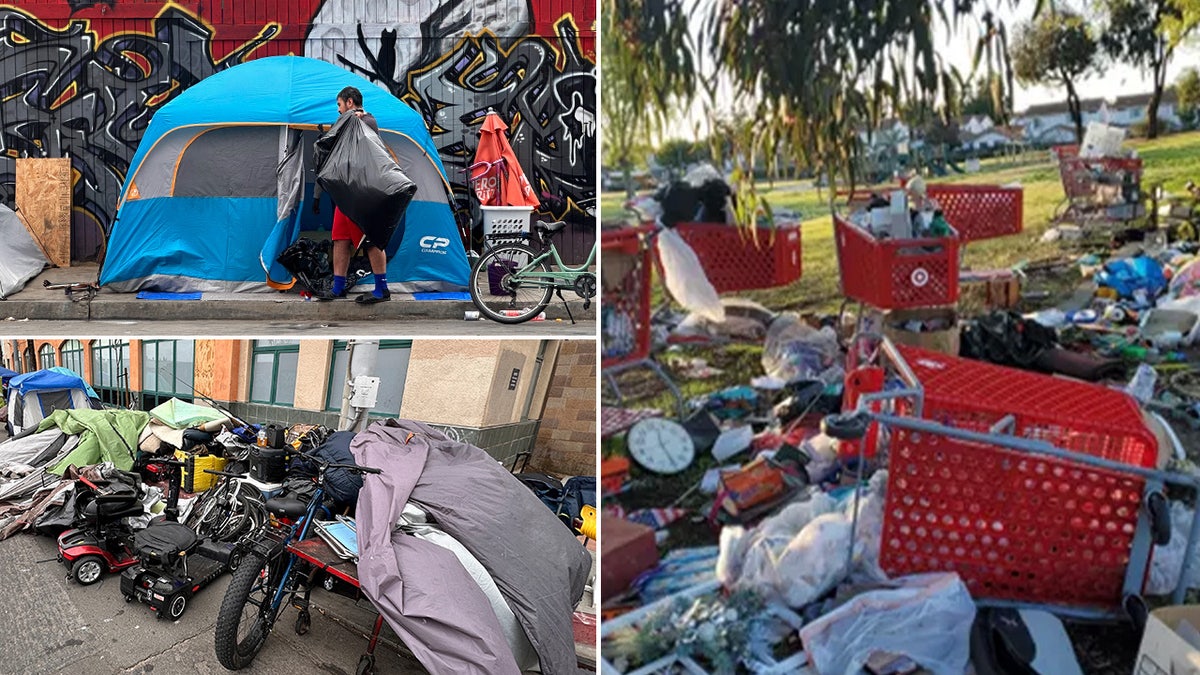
[331,275,346,296]
[373,274,388,298]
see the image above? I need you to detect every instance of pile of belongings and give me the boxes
[352,419,592,674]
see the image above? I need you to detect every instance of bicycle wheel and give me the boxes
[469,243,553,323]
[214,550,285,669]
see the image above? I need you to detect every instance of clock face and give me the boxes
[627,418,696,474]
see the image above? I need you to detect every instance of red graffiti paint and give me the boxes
[6,1,326,61]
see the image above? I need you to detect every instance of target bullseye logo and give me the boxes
[911,268,930,287]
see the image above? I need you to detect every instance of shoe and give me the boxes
[314,290,347,301]
[355,292,391,304]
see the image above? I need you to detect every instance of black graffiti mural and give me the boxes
[323,12,596,228]
[0,6,273,259]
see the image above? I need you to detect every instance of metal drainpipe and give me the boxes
[336,340,379,432]
[520,340,549,421]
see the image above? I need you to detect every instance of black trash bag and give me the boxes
[288,431,363,506]
[557,475,596,524]
[960,310,1059,369]
[314,113,418,250]
[278,238,371,296]
[655,179,735,227]
[515,472,564,514]
[34,489,81,537]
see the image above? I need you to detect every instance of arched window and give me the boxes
[38,344,55,369]
[60,340,84,375]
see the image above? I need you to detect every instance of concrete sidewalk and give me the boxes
[1,264,593,326]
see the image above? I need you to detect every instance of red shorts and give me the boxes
[331,206,365,243]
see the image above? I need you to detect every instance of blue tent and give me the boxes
[0,366,16,386]
[7,368,98,435]
[100,56,469,293]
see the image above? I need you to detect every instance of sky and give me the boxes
[661,0,1200,140]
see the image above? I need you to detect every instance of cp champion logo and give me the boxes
[419,236,450,253]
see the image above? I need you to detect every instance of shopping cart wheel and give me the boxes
[1147,491,1172,546]
[356,653,375,675]
[822,412,869,441]
[1124,593,1150,635]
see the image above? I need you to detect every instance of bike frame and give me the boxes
[509,241,597,289]
[248,482,330,625]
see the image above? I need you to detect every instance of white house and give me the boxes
[1014,89,1183,145]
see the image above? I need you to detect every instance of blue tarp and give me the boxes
[11,368,94,398]
[100,56,468,293]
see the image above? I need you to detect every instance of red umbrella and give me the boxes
[470,111,540,208]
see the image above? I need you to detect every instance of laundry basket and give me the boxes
[481,205,533,240]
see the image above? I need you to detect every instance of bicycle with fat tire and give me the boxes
[212,452,380,672]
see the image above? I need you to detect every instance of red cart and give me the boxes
[600,225,683,418]
[669,221,802,293]
[835,184,1023,310]
[1052,144,1145,227]
[826,338,1200,619]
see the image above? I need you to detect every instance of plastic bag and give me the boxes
[1148,501,1200,595]
[800,573,975,675]
[656,228,725,323]
[315,112,418,249]
[716,491,845,607]
[762,314,841,384]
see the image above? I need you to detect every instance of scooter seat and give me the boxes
[134,522,199,563]
[266,496,309,520]
[82,498,144,522]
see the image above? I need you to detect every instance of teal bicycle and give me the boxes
[469,219,597,324]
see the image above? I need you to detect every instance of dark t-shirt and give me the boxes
[354,110,379,133]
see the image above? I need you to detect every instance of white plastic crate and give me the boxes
[482,205,533,239]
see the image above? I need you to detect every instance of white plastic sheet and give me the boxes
[715,473,889,607]
[656,228,725,324]
[1148,501,1200,595]
[0,205,48,299]
[799,573,976,675]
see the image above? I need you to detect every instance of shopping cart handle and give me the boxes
[821,412,869,441]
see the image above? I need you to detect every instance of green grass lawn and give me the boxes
[602,130,1200,314]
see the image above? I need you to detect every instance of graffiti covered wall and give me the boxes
[0,0,595,262]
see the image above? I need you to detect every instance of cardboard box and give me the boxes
[883,307,960,356]
[1135,605,1200,675]
[600,514,658,602]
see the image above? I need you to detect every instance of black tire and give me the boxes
[356,653,375,675]
[71,555,104,586]
[1148,491,1172,547]
[1125,593,1150,635]
[294,610,310,636]
[214,551,275,670]
[468,243,553,323]
[165,594,187,620]
[821,412,870,441]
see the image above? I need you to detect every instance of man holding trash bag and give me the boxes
[313,86,418,304]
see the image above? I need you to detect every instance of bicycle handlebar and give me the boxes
[295,450,382,475]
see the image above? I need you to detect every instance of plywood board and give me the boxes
[16,158,72,268]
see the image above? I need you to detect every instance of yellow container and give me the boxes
[174,450,227,493]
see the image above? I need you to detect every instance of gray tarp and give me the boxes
[397,503,539,670]
[352,419,590,675]
[0,204,49,299]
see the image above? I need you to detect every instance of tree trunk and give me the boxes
[1065,79,1083,145]
[622,160,635,200]
[1147,89,1162,139]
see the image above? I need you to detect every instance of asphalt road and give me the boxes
[0,532,426,675]
[0,319,596,337]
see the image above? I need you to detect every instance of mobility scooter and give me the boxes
[120,460,240,620]
[57,468,149,585]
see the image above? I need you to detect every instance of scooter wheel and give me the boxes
[356,654,375,675]
[124,595,134,604]
[71,556,105,586]
[165,595,187,620]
